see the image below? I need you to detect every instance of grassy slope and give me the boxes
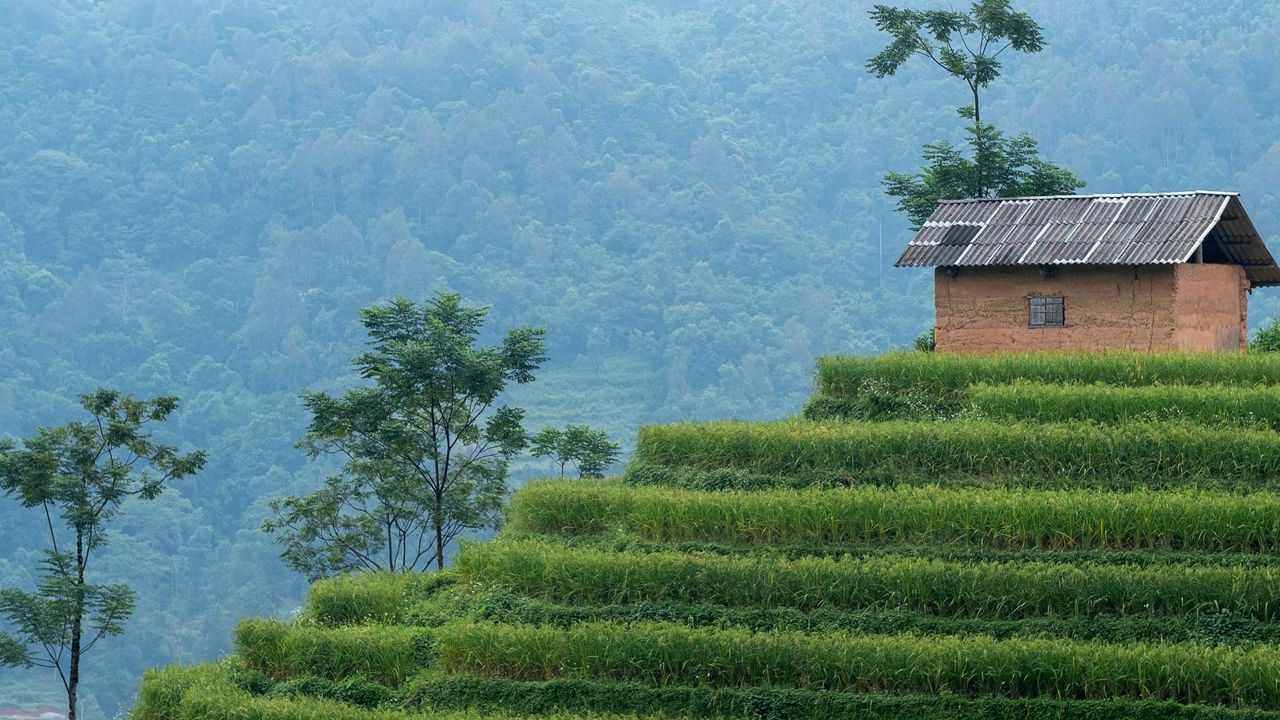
[135,353,1280,719]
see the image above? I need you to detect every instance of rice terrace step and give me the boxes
[135,352,1280,720]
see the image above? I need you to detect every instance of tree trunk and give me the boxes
[972,85,984,197]
[67,533,84,720]
[434,493,445,570]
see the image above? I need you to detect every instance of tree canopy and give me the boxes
[264,293,545,578]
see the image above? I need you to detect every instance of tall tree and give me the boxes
[0,389,206,720]
[868,0,1081,222]
[867,0,1045,132]
[265,292,546,576]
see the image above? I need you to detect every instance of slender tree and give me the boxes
[0,389,206,720]
[868,0,1081,223]
[265,292,545,576]
[867,0,1045,139]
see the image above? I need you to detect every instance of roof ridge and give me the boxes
[936,191,1238,204]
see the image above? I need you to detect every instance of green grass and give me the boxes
[405,672,1280,720]
[632,419,1280,484]
[454,540,1280,619]
[406,584,1280,646]
[815,352,1280,398]
[303,572,454,627]
[437,621,1280,708]
[509,480,1280,552]
[969,382,1280,427]
[235,618,432,687]
[139,348,1280,719]
[132,662,671,720]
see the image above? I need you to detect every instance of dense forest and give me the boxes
[2,0,1280,716]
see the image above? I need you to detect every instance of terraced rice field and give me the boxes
[135,352,1280,720]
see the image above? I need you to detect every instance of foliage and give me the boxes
[913,327,936,352]
[0,389,205,720]
[437,620,1280,708]
[530,425,621,479]
[867,0,1047,129]
[1249,318,1280,353]
[264,293,545,578]
[882,116,1085,227]
[815,352,1280,398]
[868,1,1081,225]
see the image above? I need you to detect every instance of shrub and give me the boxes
[632,419,1280,485]
[454,540,1280,619]
[913,327,936,352]
[437,621,1280,708]
[509,480,1280,553]
[1250,318,1280,353]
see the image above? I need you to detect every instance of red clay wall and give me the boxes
[934,264,1248,353]
[1172,263,1248,352]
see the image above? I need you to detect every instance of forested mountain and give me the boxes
[2,0,1280,716]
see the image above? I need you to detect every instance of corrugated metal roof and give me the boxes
[894,191,1280,287]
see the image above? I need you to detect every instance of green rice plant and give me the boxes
[632,419,1280,484]
[969,382,1280,427]
[234,618,432,687]
[407,584,1280,646]
[438,621,1280,708]
[406,672,1280,720]
[132,663,229,720]
[165,678,666,720]
[508,480,1280,552]
[537,528,1280,570]
[454,540,1280,619]
[815,351,1280,399]
[304,571,454,627]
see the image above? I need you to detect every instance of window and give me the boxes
[1028,296,1065,328]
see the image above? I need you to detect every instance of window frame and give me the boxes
[1027,295,1066,328]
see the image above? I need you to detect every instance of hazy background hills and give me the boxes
[2,0,1280,715]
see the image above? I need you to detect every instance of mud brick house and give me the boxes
[895,191,1280,352]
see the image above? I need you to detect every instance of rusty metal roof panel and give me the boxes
[893,191,1278,286]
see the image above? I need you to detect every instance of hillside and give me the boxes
[8,0,1280,714]
[135,351,1280,719]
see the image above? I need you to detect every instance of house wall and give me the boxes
[933,264,1248,353]
[1172,263,1249,352]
